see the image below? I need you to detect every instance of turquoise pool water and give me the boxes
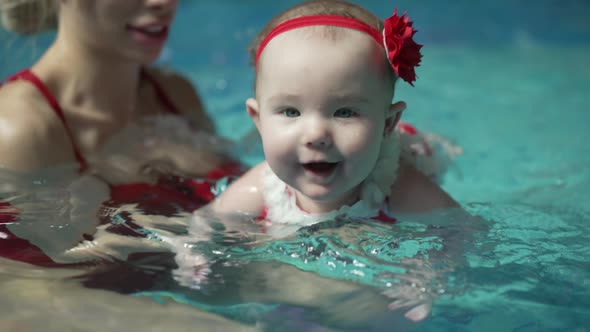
[1,1,589,331]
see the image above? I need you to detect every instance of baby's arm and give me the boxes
[169,162,269,289]
[389,161,460,214]
[209,161,267,216]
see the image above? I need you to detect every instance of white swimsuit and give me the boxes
[258,164,397,236]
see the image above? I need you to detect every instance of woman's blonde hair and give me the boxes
[0,0,57,35]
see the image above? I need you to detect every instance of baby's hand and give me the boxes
[171,243,212,290]
[381,258,437,322]
[166,212,216,290]
[382,283,432,322]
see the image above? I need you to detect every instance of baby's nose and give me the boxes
[304,119,332,149]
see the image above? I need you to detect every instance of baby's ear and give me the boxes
[384,101,406,136]
[246,98,261,129]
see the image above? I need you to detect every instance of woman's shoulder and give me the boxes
[1,76,48,107]
[0,78,62,135]
[143,67,213,132]
[388,161,459,214]
[143,67,195,95]
[0,81,70,171]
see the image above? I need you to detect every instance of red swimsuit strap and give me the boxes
[140,69,180,114]
[7,69,89,172]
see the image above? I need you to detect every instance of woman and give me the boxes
[0,0,242,265]
[0,0,226,171]
[0,2,265,331]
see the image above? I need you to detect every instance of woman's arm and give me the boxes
[0,257,259,332]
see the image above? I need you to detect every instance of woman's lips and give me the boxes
[302,162,339,176]
[127,25,169,46]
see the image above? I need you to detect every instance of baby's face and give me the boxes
[253,28,394,213]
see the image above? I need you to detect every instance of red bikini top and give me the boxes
[2,68,180,172]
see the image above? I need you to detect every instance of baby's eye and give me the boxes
[281,107,301,117]
[334,108,356,118]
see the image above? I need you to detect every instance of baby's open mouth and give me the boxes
[302,162,338,176]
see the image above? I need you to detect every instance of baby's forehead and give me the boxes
[291,24,356,41]
[259,27,391,79]
[255,25,395,98]
[257,37,392,102]
[279,25,372,44]
[261,26,384,63]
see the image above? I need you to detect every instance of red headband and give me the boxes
[254,10,423,86]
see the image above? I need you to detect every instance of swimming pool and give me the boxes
[1,0,589,331]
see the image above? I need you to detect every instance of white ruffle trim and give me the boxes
[261,164,383,226]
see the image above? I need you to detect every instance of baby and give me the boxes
[168,0,463,323]
[211,0,459,230]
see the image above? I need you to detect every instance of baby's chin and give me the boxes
[292,184,361,213]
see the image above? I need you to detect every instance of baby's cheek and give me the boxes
[340,129,380,155]
[262,139,291,163]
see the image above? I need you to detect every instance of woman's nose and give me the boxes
[146,0,178,13]
[304,118,332,149]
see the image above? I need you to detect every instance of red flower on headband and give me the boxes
[383,9,423,86]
